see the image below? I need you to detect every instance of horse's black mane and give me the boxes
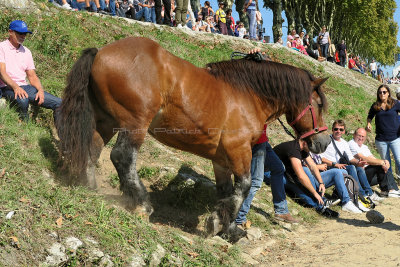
[206,58,327,115]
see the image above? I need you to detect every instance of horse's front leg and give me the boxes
[110,130,153,214]
[206,158,252,242]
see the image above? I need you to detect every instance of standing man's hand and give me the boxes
[14,86,28,100]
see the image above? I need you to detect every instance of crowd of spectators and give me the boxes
[49,0,266,41]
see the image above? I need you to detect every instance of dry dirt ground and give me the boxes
[94,139,400,266]
[265,200,400,266]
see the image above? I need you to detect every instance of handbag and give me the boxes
[330,135,351,165]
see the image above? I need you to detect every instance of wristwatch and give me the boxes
[332,162,336,168]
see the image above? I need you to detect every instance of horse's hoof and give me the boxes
[205,212,223,237]
[223,222,247,243]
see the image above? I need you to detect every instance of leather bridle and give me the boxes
[288,95,328,139]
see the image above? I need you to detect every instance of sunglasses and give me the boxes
[333,128,345,132]
[378,91,388,95]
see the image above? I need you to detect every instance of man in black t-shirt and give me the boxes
[273,139,339,218]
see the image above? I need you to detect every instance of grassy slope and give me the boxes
[0,1,381,265]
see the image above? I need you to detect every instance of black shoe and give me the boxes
[319,207,339,218]
[85,6,95,12]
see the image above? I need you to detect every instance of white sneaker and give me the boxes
[370,192,384,202]
[357,201,370,212]
[388,190,400,198]
[177,24,183,28]
[342,201,362,213]
[62,3,72,9]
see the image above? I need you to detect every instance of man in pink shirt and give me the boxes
[0,20,61,121]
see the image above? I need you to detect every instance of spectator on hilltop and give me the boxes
[337,40,347,67]
[215,2,228,35]
[348,54,363,73]
[243,0,257,40]
[377,65,384,82]
[193,14,209,32]
[133,0,151,22]
[116,0,135,18]
[318,25,330,58]
[370,59,377,79]
[286,35,294,48]
[237,22,246,38]
[206,16,217,33]
[155,0,171,26]
[201,1,214,20]
[175,0,188,27]
[0,20,62,122]
[225,9,235,36]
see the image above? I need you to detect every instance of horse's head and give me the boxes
[286,77,331,154]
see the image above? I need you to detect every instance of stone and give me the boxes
[99,255,114,267]
[85,237,98,245]
[246,227,263,241]
[149,244,166,267]
[45,243,67,266]
[0,0,30,9]
[206,236,232,248]
[240,252,259,265]
[0,98,6,109]
[366,210,385,224]
[88,248,104,262]
[49,232,58,239]
[128,253,146,267]
[65,236,83,251]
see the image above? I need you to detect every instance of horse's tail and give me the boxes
[57,48,98,175]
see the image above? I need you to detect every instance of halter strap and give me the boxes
[287,95,328,139]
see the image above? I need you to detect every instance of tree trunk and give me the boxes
[271,0,283,42]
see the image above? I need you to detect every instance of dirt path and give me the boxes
[95,144,400,266]
[265,199,400,266]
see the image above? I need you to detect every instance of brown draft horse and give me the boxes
[57,37,331,240]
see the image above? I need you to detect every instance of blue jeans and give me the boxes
[150,6,156,23]
[246,9,257,40]
[303,167,350,205]
[99,0,116,15]
[282,175,324,211]
[320,43,329,58]
[344,165,372,197]
[376,138,400,176]
[136,7,150,22]
[1,85,61,122]
[235,142,289,224]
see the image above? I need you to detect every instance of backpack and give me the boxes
[333,174,359,206]
[343,174,359,206]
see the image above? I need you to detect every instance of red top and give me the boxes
[256,124,269,144]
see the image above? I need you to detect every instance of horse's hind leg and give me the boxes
[110,130,152,214]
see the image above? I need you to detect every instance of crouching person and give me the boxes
[273,139,339,218]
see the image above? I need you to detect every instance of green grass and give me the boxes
[0,1,388,265]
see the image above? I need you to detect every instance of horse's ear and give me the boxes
[311,77,329,88]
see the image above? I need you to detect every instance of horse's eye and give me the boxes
[318,103,323,108]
